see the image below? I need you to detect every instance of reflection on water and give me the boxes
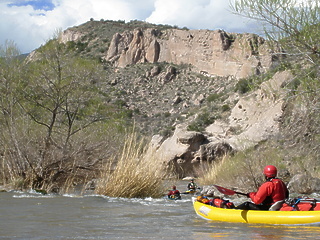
[0,189,320,239]
[191,222,320,240]
[248,225,320,240]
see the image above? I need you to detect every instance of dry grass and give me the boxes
[196,155,227,186]
[95,132,166,198]
[198,145,286,192]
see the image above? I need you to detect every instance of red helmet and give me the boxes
[263,165,277,178]
[172,186,176,190]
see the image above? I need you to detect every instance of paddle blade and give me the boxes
[214,185,247,196]
[213,185,236,195]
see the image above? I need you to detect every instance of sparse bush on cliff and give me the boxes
[187,110,216,132]
[234,78,253,94]
[207,93,223,102]
[221,104,231,112]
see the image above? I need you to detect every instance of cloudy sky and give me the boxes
[1,0,258,54]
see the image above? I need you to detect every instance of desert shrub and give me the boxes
[234,78,254,94]
[164,112,171,118]
[196,155,228,186]
[187,111,216,132]
[207,93,223,102]
[221,104,231,112]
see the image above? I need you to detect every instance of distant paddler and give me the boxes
[167,185,181,200]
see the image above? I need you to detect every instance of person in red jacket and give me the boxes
[167,186,181,200]
[236,165,289,210]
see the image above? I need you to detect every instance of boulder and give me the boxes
[287,173,320,194]
[149,124,233,177]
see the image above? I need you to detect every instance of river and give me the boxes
[1,186,320,240]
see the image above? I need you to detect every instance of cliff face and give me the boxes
[103,28,274,79]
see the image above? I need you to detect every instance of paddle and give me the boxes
[213,185,248,196]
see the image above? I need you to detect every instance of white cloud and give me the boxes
[0,0,256,54]
[147,0,255,32]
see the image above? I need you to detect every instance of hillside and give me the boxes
[11,19,319,194]
[56,19,283,137]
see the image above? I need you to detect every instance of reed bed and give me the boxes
[96,133,166,198]
[196,155,227,186]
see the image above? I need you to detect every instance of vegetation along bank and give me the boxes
[0,0,319,198]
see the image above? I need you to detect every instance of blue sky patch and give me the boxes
[8,0,55,11]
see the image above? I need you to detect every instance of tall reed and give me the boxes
[197,155,227,186]
[96,132,166,198]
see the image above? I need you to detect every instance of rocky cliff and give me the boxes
[60,23,278,79]
[103,28,274,79]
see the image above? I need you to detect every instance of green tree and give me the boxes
[19,40,121,188]
[231,0,320,64]
[0,41,26,184]
[0,38,130,192]
[24,41,105,153]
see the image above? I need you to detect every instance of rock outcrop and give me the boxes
[59,29,84,43]
[288,173,320,194]
[225,71,292,150]
[149,124,232,178]
[150,71,293,177]
[104,28,276,79]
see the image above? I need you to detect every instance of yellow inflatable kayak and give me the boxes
[193,199,320,225]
